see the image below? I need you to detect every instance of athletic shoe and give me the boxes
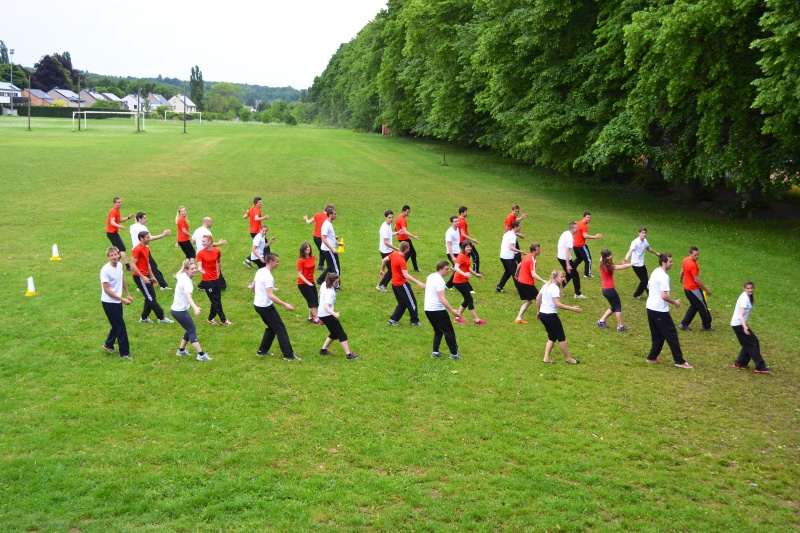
[101,344,116,354]
[633,295,644,300]
[413,269,423,273]
[469,290,477,295]
[176,349,190,356]
[431,351,443,358]
[454,317,466,324]
[314,319,325,326]
[450,353,462,360]
[473,319,487,325]
[207,319,218,326]
[247,282,254,289]
[196,353,212,361]
[646,358,661,363]
[376,284,387,293]
[256,351,273,357]
[307,317,314,322]
[574,294,588,299]
[346,353,360,360]
[617,325,628,332]
[387,319,399,326]
[120,355,133,361]
[160,286,173,291]
[514,319,528,325]
[158,317,174,324]
[732,362,748,369]
[243,259,252,269]
[678,323,691,331]
[221,320,234,326]
[596,320,608,329]
[283,354,301,361]
[140,318,154,324]
[495,287,505,293]
[754,368,771,374]
[701,326,716,332]
[317,265,325,271]
[319,349,335,356]
[675,362,694,369]
[446,286,454,291]
[410,322,423,327]
[583,274,593,279]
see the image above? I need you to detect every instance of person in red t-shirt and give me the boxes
[296,242,322,325]
[197,234,232,326]
[573,211,602,278]
[106,197,135,270]
[381,242,425,326]
[452,242,487,325]
[504,205,527,263]
[458,206,481,274]
[596,249,634,331]
[130,231,170,324]
[175,206,196,260]
[678,247,713,331]
[395,205,421,272]
[513,243,547,324]
[243,197,269,268]
[304,203,334,270]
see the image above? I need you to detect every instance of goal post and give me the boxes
[72,110,145,131]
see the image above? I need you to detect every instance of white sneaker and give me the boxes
[160,287,173,291]
[158,317,174,324]
[376,285,387,292]
[574,294,588,299]
[196,353,212,361]
[176,349,190,356]
[140,318,154,323]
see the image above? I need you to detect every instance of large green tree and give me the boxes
[204,82,242,114]
[190,66,204,111]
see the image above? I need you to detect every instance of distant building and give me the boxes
[147,93,171,108]
[47,88,86,107]
[102,92,124,105]
[120,94,145,111]
[169,94,197,113]
[79,89,108,107]
[22,89,53,106]
[0,82,22,108]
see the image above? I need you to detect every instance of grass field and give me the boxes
[0,116,798,531]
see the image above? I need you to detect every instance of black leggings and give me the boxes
[454,282,474,310]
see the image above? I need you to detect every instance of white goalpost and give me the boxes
[72,110,145,130]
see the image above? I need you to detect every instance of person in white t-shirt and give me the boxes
[495,221,522,292]
[248,225,275,269]
[424,261,462,359]
[129,212,172,290]
[316,208,341,286]
[536,270,582,364]
[645,253,692,368]
[253,253,300,360]
[170,259,211,361]
[731,281,769,373]
[623,226,660,299]
[444,215,461,289]
[557,222,585,298]
[318,272,359,360]
[100,246,133,360]
[377,210,399,292]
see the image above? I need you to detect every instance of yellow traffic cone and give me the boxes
[51,244,62,261]
[25,277,37,296]
[337,238,345,254]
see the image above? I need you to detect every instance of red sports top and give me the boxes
[395,214,409,241]
[457,217,469,243]
[574,220,588,247]
[682,257,700,290]
[313,212,327,238]
[197,248,221,281]
[504,213,516,231]
[453,253,471,284]
[131,244,150,277]
[600,264,615,289]
[297,256,316,285]
[177,217,190,243]
[247,206,262,234]
[390,251,408,287]
[518,254,536,286]
[107,207,121,233]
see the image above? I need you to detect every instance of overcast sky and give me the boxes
[3,0,388,89]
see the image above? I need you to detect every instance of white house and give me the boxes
[0,82,22,108]
[169,94,197,113]
[120,94,145,111]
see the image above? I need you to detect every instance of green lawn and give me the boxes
[0,116,798,531]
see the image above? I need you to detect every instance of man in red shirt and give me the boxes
[458,206,480,274]
[243,197,269,268]
[197,234,233,326]
[678,246,714,331]
[395,205,421,272]
[573,211,602,278]
[382,242,425,326]
[504,205,527,263]
[304,203,334,270]
[130,231,171,324]
[106,197,135,271]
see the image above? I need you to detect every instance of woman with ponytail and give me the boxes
[171,259,211,361]
[537,270,582,364]
[318,272,359,360]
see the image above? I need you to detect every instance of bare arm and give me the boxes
[186,291,201,315]
[149,229,171,241]
[552,296,582,313]
[267,288,294,311]
[402,269,425,289]
[739,305,750,334]
[692,274,711,295]
[661,290,681,308]
[436,290,460,316]
[103,281,132,304]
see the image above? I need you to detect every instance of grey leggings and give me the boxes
[171,309,198,343]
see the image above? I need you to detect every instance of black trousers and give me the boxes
[198,279,226,322]
[379,251,392,288]
[425,310,458,354]
[133,275,165,320]
[681,289,712,328]
[255,305,294,357]
[445,254,457,288]
[390,283,420,323]
[245,231,258,262]
[558,258,582,295]
[632,265,649,297]
[498,257,517,289]
[574,245,592,276]
[470,245,481,274]
[732,325,767,370]
[646,309,685,364]
[454,282,475,310]
[317,250,340,286]
[149,254,168,288]
[313,236,324,267]
[102,301,129,356]
[401,239,418,270]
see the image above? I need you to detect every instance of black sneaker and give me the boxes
[495,287,505,293]
[410,322,423,327]
[431,351,443,358]
[701,326,716,332]
[256,350,273,357]
[346,353,360,360]
[678,324,691,331]
[319,349,335,356]
[283,354,301,361]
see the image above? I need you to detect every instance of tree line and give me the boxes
[308,0,800,203]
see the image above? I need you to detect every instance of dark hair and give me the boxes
[436,260,449,271]
[265,253,278,264]
[600,249,613,272]
[450,215,458,223]
[744,280,754,304]
[689,246,699,253]
[325,207,335,216]
[458,206,468,215]
[511,221,520,229]
[299,242,312,258]
[511,204,520,210]
[113,197,120,203]
[137,231,149,241]
[136,212,146,221]
[569,222,577,230]
[402,205,410,212]
[399,241,410,253]
[460,241,472,252]
[638,226,647,233]
[324,272,339,287]
[529,243,540,252]
[583,211,591,217]
[253,196,262,204]
[384,209,394,217]
[658,252,672,266]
